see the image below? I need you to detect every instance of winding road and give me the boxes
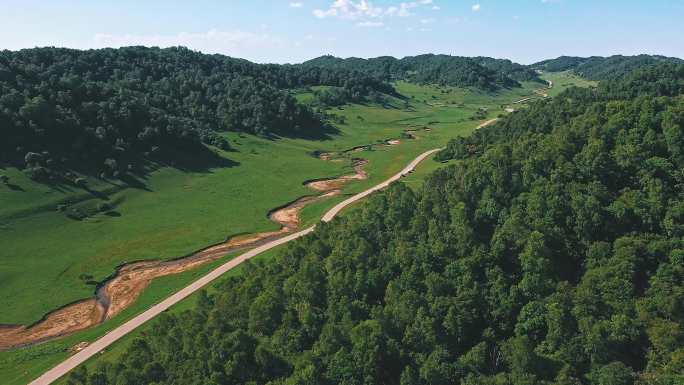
[29,147,442,385]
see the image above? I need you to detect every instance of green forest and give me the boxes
[532,55,682,80]
[62,61,684,385]
[303,54,541,90]
[0,46,395,180]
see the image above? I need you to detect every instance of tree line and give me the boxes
[66,64,684,384]
[532,54,683,80]
[0,46,395,181]
[303,54,542,90]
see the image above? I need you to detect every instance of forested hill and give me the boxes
[532,54,683,80]
[474,56,543,83]
[0,46,393,180]
[304,54,542,89]
[66,65,684,384]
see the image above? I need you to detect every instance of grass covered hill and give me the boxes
[65,65,684,384]
[304,54,541,90]
[532,54,683,80]
[0,46,395,179]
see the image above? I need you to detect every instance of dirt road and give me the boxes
[28,148,442,385]
[0,158,370,351]
[476,118,499,129]
[4,135,406,351]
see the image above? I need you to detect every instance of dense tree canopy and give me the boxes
[67,64,684,384]
[533,54,683,80]
[304,54,539,90]
[475,57,543,83]
[0,46,395,179]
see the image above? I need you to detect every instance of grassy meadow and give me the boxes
[0,78,573,384]
[540,70,598,97]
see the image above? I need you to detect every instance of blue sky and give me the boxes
[1,0,682,64]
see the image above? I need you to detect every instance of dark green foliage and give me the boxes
[531,56,588,72]
[533,54,683,80]
[312,84,392,108]
[475,57,544,83]
[304,54,539,90]
[0,46,395,177]
[470,107,488,121]
[72,61,684,384]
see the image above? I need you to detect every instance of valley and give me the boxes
[0,70,557,384]
[3,44,680,385]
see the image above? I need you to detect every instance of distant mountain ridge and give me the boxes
[532,54,683,80]
[2,47,680,184]
[304,54,543,90]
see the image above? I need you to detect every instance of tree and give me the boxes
[590,362,633,385]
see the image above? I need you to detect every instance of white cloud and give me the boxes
[432,5,441,10]
[357,21,385,27]
[289,2,304,7]
[471,3,481,11]
[312,0,432,21]
[398,2,419,17]
[313,8,338,18]
[420,18,435,24]
[313,0,384,20]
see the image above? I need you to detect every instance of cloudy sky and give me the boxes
[1,0,682,64]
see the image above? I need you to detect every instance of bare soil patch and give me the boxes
[306,159,368,192]
[477,118,499,129]
[0,299,104,350]
[0,160,364,350]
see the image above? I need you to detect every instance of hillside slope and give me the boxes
[304,54,541,90]
[63,65,684,384]
[533,54,683,80]
[0,46,400,180]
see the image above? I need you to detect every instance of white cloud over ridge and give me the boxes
[471,4,481,11]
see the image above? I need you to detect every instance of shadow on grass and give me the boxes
[269,122,340,142]
[5,183,24,192]
[152,142,240,172]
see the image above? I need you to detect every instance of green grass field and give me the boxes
[0,79,583,384]
[540,70,598,97]
[1,81,537,326]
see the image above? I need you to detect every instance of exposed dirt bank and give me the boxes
[0,300,105,351]
[305,159,368,192]
[0,159,368,351]
[477,118,499,129]
[29,149,440,385]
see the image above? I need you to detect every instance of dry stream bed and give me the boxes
[0,146,382,351]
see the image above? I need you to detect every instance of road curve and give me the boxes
[322,148,442,222]
[29,147,442,385]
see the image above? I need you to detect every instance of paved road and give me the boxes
[29,147,442,385]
